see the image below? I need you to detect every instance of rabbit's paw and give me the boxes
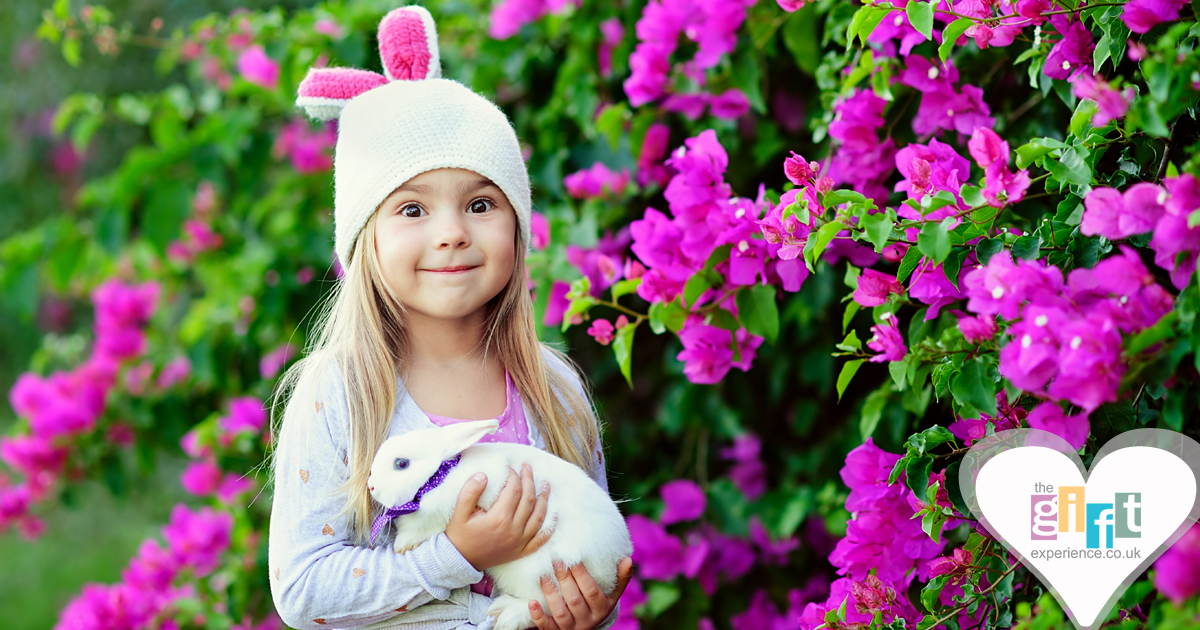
[486,594,534,630]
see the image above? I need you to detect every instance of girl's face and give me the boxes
[373,168,517,323]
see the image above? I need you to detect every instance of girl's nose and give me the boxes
[432,209,470,249]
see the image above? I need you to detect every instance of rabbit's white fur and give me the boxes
[368,418,631,630]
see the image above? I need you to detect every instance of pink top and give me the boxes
[422,368,529,596]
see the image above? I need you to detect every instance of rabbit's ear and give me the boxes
[296,67,389,121]
[377,5,442,82]
[437,419,499,459]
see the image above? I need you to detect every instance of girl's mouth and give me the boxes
[424,266,478,274]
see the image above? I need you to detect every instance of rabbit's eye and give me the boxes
[394,458,410,470]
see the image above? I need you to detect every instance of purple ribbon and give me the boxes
[370,454,462,545]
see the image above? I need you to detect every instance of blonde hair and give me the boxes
[269,209,601,546]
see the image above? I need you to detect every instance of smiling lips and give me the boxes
[424,265,477,273]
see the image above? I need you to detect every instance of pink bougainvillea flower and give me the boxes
[637,122,674,188]
[218,397,268,438]
[156,356,191,390]
[1080,183,1168,240]
[1048,313,1125,411]
[721,434,767,500]
[998,304,1068,391]
[1121,0,1188,33]
[928,548,974,577]
[1150,174,1200,289]
[162,504,233,576]
[259,344,296,380]
[854,269,905,307]
[273,118,336,174]
[1072,74,1134,126]
[542,280,571,326]
[564,162,630,198]
[909,260,967,319]
[1154,523,1200,603]
[237,45,279,89]
[708,88,751,119]
[895,138,970,208]
[627,513,685,580]
[958,314,998,343]
[866,314,906,362]
[1025,402,1090,449]
[1043,14,1094,81]
[749,516,800,565]
[530,211,550,250]
[675,318,763,384]
[587,318,615,345]
[783,151,819,186]
[181,460,223,496]
[828,89,897,205]
[598,18,624,77]
[659,479,706,524]
[776,0,807,10]
[962,250,1068,319]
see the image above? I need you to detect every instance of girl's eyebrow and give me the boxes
[394,178,498,197]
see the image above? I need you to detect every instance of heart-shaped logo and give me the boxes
[959,429,1200,629]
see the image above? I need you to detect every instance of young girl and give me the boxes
[267,6,632,630]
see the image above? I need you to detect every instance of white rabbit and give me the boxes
[367,418,632,630]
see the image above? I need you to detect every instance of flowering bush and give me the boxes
[4,0,1200,628]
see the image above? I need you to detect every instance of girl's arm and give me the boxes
[269,365,494,630]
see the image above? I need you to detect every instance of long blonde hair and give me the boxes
[269,208,601,545]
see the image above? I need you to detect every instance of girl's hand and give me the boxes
[528,557,634,630]
[445,464,553,571]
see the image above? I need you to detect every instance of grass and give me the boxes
[0,453,191,630]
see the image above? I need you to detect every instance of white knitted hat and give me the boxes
[295,5,531,268]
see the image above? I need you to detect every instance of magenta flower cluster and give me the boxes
[962,246,1175,414]
[273,118,337,175]
[564,162,631,199]
[3,279,160,537]
[167,181,224,264]
[488,0,580,40]
[1081,174,1200,290]
[624,0,756,117]
[179,397,268,503]
[54,504,236,630]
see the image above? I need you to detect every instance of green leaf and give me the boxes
[648,299,686,334]
[737,284,780,344]
[951,357,998,416]
[1015,137,1067,170]
[1047,145,1093,187]
[945,460,972,517]
[643,582,680,618]
[612,323,636,388]
[938,19,973,62]
[837,359,865,401]
[960,183,986,208]
[908,425,957,455]
[62,35,81,67]
[942,247,970,290]
[906,1,934,40]
[897,245,923,284]
[782,5,821,75]
[1126,311,1178,355]
[805,220,845,271]
[854,4,897,46]
[837,329,863,352]
[595,103,628,151]
[1012,234,1042,260]
[823,189,868,208]
[861,386,890,440]
[611,278,641,302]
[917,219,952,264]
[889,356,910,390]
[683,269,716,307]
[843,300,861,334]
[560,296,598,332]
[905,455,934,497]
[860,209,895,252]
[975,238,1003,266]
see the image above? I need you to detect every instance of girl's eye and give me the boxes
[468,198,494,214]
[400,204,424,218]
[394,458,409,470]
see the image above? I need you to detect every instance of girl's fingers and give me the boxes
[539,573,576,629]
[512,464,537,525]
[449,473,487,525]
[553,561,594,624]
[490,466,521,515]
[528,599,560,630]
[521,481,550,542]
[568,562,609,618]
[607,557,635,604]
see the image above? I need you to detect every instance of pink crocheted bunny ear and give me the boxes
[296,67,389,121]
[377,5,442,81]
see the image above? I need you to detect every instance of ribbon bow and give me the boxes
[296,5,442,121]
[370,453,462,545]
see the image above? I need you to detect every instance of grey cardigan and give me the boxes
[268,346,619,630]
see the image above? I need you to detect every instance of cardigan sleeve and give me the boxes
[268,362,489,630]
